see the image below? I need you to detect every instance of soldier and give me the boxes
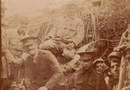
[21,35,62,90]
[1,18,28,90]
[2,20,29,86]
[3,19,28,70]
[1,20,27,90]
[1,42,25,90]
[5,19,28,49]
[106,51,121,90]
[67,50,107,90]
[93,58,104,74]
[39,1,84,59]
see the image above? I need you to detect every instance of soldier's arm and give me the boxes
[44,51,63,90]
[66,73,75,90]
[5,49,23,65]
[46,19,59,39]
[71,20,85,46]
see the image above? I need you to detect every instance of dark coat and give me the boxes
[67,68,107,90]
[25,50,62,90]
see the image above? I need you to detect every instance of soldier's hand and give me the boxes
[13,58,24,65]
[38,86,48,90]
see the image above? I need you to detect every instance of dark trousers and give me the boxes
[0,78,12,90]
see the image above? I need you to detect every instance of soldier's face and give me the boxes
[110,62,120,77]
[80,58,93,70]
[66,5,77,16]
[95,62,103,73]
[24,43,37,56]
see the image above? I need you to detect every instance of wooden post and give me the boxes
[118,25,130,90]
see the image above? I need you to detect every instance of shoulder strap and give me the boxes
[73,72,78,88]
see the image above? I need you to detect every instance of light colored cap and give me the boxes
[65,0,79,6]
[78,48,95,60]
[108,51,121,63]
[93,58,104,65]
[20,35,37,46]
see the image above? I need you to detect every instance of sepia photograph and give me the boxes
[1,0,130,90]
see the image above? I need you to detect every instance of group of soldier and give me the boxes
[1,1,130,90]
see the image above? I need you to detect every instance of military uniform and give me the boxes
[5,27,25,49]
[39,15,84,58]
[1,26,25,87]
[106,51,121,90]
[24,50,62,90]
[67,68,107,90]
[93,58,104,74]
[47,15,84,46]
[66,48,107,90]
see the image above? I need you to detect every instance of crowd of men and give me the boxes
[1,1,130,90]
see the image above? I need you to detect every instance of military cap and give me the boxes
[78,48,95,60]
[108,51,121,63]
[20,35,37,46]
[93,58,104,66]
[65,0,79,7]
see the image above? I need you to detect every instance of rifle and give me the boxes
[117,43,130,90]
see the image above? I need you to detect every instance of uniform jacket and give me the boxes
[47,15,84,46]
[105,77,119,90]
[1,49,23,78]
[67,68,107,90]
[6,27,23,47]
[2,49,24,81]
[25,50,62,90]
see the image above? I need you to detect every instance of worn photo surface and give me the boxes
[1,0,130,90]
